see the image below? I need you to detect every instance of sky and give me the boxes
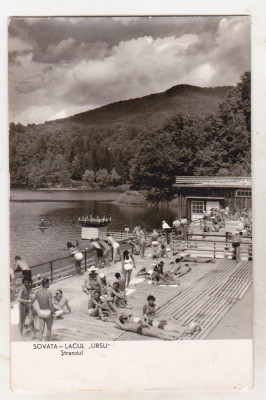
[8,16,250,125]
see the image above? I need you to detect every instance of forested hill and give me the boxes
[9,73,251,191]
[61,84,232,128]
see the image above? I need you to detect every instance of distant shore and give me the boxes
[11,184,130,192]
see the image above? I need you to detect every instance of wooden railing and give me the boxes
[172,235,252,261]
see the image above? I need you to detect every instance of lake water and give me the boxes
[10,189,178,266]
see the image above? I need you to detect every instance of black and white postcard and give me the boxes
[2,0,266,395]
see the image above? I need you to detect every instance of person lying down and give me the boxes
[176,253,216,263]
[100,313,200,340]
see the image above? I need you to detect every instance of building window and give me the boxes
[236,190,252,198]
[191,201,204,213]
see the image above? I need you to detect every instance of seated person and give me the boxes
[82,267,101,294]
[52,289,71,318]
[87,290,116,318]
[129,239,140,255]
[114,272,126,292]
[170,259,191,277]
[152,261,179,285]
[98,273,109,295]
[106,282,129,309]
[142,295,200,334]
[159,243,169,259]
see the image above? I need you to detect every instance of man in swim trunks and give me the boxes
[98,239,112,266]
[177,253,215,263]
[11,256,32,282]
[106,282,129,309]
[17,277,35,337]
[91,238,106,268]
[32,278,55,341]
[114,272,126,292]
[88,290,116,318]
[114,314,181,340]
[106,234,121,263]
[53,289,71,318]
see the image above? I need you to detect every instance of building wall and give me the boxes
[174,187,252,219]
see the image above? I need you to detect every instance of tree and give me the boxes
[129,140,176,192]
[95,169,112,188]
[71,156,84,180]
[82,170,95,187]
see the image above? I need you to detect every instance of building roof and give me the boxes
[174,176,251,188]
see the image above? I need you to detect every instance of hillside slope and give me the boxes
[44,84,232,130]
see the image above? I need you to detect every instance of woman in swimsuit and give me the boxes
[121,250,136,287]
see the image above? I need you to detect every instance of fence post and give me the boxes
[213,242,216,259]
[50,261,53,283]
[85,251,87,271]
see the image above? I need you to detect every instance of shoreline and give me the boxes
[10,185,129,192]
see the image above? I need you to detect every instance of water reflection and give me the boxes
[10,190,178,266]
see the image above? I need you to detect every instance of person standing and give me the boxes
[98,239,112,266]
[32,278,55,341]
[11,256,32,282]
[16,277,35,337]
[162,220,172,245]
[67,242,83,274]
[121,250,136,287]
[106,234,121,263]
[139,226,146,258]
[232,231,242,262]
[91,238,105,268]
[150,229,160,260]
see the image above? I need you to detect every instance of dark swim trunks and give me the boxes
[96,249,104,257]
[158,321,167,329]
[136,324,147,335]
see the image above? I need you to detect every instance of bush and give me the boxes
[117,190,147,206]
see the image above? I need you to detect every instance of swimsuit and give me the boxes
[136,324,147,335]
[38,309,52,319]
[123,256,133,271]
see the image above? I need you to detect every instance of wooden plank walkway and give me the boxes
[11,219,252,342]
[116,260,252,341]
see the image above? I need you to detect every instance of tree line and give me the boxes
[9,72,250,192]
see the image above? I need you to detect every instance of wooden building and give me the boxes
[173,176,252,220]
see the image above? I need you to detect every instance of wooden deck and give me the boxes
[11,220,252,342]
[116,259,252,341]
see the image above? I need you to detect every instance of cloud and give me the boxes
[8,16,250,124]
[13,105,68,125]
